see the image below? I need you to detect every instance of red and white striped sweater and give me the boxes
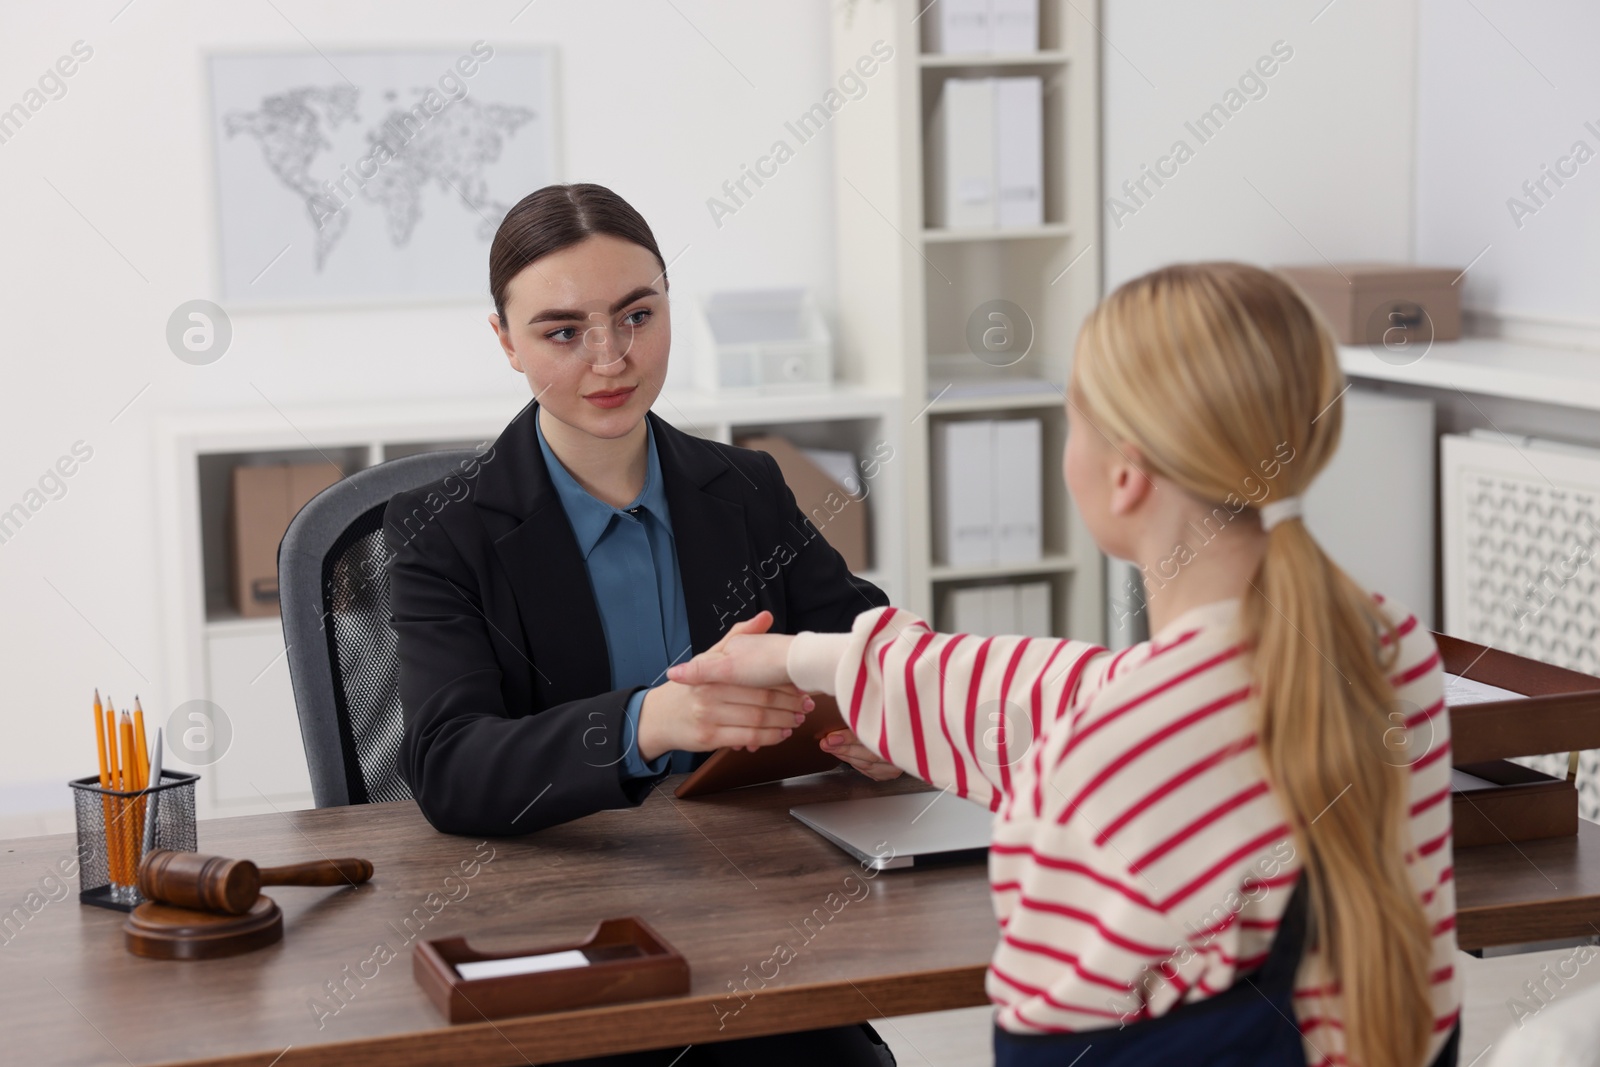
[787,595,1460,1066]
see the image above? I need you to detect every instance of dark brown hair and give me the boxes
[489,183,668,327]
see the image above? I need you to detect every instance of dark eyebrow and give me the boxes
[527,286,660,325]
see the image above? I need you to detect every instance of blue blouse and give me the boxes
[535,413,695,779]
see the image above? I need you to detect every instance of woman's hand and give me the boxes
[665,632,795,690]
[636,681,811,760]
[821,729,904,781]
[637,611,811,760]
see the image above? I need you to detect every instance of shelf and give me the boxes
[923,223,1072,244]
[832,0,1102,638]
[161,384,903,454]
[926,382,1065,414]
[1339,338,1600,412]
[678,382,900,423]
[919,50,1070,68]
[931,555,1075,583]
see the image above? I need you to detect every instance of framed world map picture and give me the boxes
[207,44,558,305]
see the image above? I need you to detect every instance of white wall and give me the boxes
[1102,0,1418,287]
[1099,0,1423,639]
[0,1,836,811]
[1414,0,1600,339]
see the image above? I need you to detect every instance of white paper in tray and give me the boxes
[1442,671,1524,707]
[455,949,590,981]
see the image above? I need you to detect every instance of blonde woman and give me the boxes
[671,263,1461,1067]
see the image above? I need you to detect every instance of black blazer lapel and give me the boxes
[476,401,614,707]
[649,412,755,653]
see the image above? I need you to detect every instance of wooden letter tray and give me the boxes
[414,916,689,1023]
[1437,633,1600,846]
[1452,760,1577,848]
[1437,633,1600,765]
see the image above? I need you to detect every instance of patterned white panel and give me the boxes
[1442,432,1600,822]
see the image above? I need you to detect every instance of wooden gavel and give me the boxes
[137,849,374,915]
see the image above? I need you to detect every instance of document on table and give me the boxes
[456,949,590,981]
[1442,672,1524,706]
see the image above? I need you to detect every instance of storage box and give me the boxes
[691,289,833,392]
[230,462,342,617]
[1276,263,1462,346]
[735,434,868,573]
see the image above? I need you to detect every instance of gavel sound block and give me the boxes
[123,850,374,960]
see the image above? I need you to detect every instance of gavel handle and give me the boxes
[257,858,374,887]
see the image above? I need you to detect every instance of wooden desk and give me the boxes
[1455,818,1600,948]
[1,771,992,1066]
[5,767,1599,1066]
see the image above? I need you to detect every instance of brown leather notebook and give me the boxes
[673,695,848,799]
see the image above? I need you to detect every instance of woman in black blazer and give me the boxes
[381,182,897,1067]
[383,398,892,834]
[384,184,899,837]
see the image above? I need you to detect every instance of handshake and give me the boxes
[635,611,900,781]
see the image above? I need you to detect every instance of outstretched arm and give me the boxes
[670,607,1112,809]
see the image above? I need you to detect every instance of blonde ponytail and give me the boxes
[1074,263,1435,1067]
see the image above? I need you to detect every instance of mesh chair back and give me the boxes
[279,449,479,807]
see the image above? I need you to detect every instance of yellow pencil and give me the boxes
[132,697,149,791]
[117,711,137,887]
[93,690,109,786]
[94,691,117,886]
[104,703,125,886]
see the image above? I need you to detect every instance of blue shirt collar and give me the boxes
[535,411,670,559]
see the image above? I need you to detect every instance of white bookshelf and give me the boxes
[155,387,905,818]
[1340,337,1600,413]
[830,0,1104,641]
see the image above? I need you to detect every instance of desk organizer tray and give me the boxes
[1452,760,1577,848]
[1438,633,1600,765]
[414,916,689,1023]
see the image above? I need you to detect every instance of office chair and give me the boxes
[279,449,478,808]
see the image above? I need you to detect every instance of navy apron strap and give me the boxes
[1249,868,1312,993]
[994,871,1314,1067]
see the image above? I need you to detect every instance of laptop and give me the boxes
[789,790,993,870]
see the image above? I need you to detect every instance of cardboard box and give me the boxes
[231,461,343,617]
[736,435,869,574]
[1276,263,1462,346]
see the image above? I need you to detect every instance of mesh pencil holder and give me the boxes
[69,771,199,912]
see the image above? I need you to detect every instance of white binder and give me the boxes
[944,583,1033,636]
[1017,580,1052,636]
[994,418,1043,562]
[933,419,996,565]
[922,0,991,54]
[927,78,997,229]
[991,0,1040,53]
[945,585,995,634]
[995,77,1044,228]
